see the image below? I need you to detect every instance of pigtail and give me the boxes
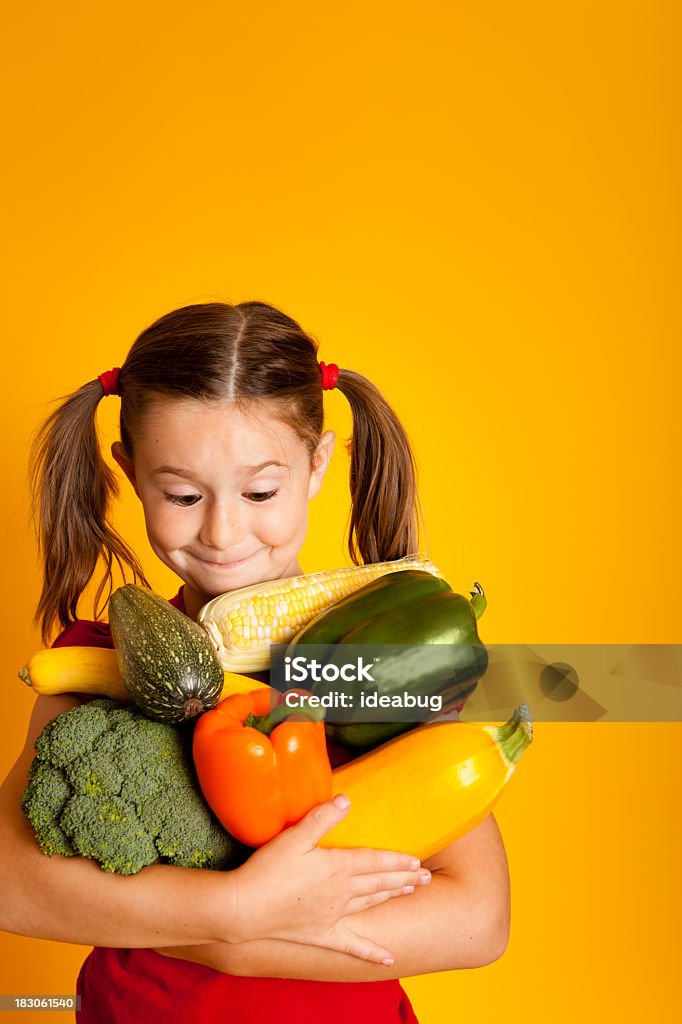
[335,369,424,565]
[28,379,151,646]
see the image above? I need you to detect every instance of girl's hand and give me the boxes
[228,794,430,965]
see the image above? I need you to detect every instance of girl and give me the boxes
[0,301,510,1024]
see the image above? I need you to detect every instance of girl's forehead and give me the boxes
[136,397,303,461]
[141,396,287,433]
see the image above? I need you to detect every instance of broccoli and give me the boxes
[21,698,249,875]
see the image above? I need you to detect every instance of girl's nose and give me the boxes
[198,501,245,552]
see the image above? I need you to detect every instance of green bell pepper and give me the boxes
[285,569,488,750]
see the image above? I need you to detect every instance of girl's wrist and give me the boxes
[207,865,254,945]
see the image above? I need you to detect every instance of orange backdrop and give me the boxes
[1,1,680,1021]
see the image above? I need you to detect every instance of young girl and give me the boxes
[0,301,510,1024]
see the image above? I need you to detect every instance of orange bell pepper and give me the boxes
[192,687,333,847]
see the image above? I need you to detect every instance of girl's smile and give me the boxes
[111,397,335,619]
[196,553,255,568]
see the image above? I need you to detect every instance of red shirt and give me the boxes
[51,587,420,1024]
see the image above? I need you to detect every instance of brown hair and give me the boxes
[29,301,423,644]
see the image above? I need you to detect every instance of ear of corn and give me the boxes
[197,554,443,672]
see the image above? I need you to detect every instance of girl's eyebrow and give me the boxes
[152,461,288,478]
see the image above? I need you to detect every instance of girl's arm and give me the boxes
[0,694,427,965]
[156,813,511,980]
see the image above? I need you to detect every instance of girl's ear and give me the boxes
[308,430,335,500]
[111,441,140,497]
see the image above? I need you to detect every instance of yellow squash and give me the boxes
[319,704,532,860]
[19,647,268,703]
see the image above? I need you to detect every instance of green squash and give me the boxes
[109,585,223,724]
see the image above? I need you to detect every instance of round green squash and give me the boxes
[109,585,223,724]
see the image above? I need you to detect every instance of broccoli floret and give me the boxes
[65,746,124,797]
[60,795,158,874]
[21,762,75,857]
[22,698,248,875]
[141,782,234,869]
[35,700,112,767]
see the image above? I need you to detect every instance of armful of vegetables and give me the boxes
[20,564,532,880]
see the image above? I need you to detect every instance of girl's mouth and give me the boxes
[196,553,254,569]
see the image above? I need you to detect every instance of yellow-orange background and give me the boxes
[1,1,680,1021]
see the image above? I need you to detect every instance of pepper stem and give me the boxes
[469,581,487,619]
[245,698,325,736]
[495,702,533,768]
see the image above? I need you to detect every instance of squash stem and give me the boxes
[246,699,325,736]
[495,703,533,767]
[182,698,205,720]
[18,666,31,687]
[469,582,487,619]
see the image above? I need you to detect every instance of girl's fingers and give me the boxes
[345,888,414,916]
[350,869,430,898]
[340,847,423,875]
[286,794,352,850]
[336,928,397,966]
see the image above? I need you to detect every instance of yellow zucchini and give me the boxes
[319,704,532,859]
[19,647,129,701]
[19,647,267,703]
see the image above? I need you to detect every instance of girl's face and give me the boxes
[111,397,335,620]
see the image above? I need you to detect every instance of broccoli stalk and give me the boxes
[21,699,249,875]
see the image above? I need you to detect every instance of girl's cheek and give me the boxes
[148,505,190,543]
[265,507,308,548]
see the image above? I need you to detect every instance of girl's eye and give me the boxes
[163,490,278,506]
[164,494,201,507]
[245,489,278,503]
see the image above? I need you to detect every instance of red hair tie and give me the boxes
[319,361,339,391]
[98,367,121,396]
